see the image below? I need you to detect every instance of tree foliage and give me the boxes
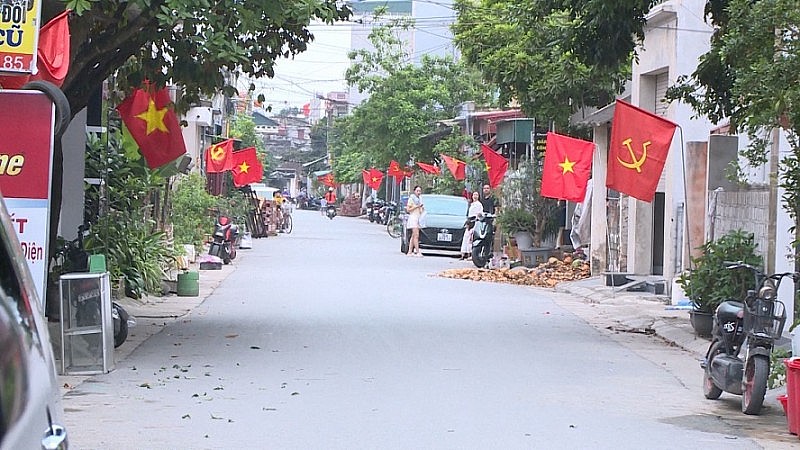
[452,0,641,127]
[53,0,351,114]
[335,15,495,179]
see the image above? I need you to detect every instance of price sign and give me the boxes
[0,0,41,74]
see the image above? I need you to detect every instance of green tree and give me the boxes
[452,0,633,128]
[667,0,800,263]
[336,14,495,175]
[36,0,350,266]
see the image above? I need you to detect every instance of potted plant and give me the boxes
[496,207,537,249]
[677,230,763,337]
[500,159,560,249]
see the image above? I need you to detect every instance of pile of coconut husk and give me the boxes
[438,255,591,287]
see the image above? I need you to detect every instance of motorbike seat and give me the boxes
[717,299,744,322]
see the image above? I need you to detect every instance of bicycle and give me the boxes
[278,203,293,234]
[387,212,404,238]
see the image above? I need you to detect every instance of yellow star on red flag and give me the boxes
[238,161,250,173]
[135,99,169,134]
[558,157,576,174]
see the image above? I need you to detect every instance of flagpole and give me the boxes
[678,125,691,274]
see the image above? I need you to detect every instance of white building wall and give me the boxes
[629,0,714,285]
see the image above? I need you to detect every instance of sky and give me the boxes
[238,23,353,111]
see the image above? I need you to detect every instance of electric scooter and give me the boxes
[702,262,797,414]
[471,213,495,268]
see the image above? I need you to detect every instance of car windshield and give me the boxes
[423,196,467,216]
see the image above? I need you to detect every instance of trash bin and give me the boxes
[177,271,199,297]
[784,358,800,436]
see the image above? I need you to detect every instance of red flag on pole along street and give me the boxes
[302,103,311,117]
[117,85,187,169]
[204,139,234,173]
[441,154,466,181]
[541,132,594,203]
[318,172,337,188]
[388,160,405,183]
[607,99,677,202]
[364,168,383,190]
[481,144,508,188]
[417,162,440,175]
[231,147,263,187]
[29,10,71,87]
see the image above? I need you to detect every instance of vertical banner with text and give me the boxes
[0,90,55,306]
[0,0,42,74]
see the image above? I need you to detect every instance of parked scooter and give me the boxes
[378,201,397,225]
[471,213,495,268]
[326,204,337,220]
[209,214,240,264]
[702,262,797,414]
[366,199,384,223]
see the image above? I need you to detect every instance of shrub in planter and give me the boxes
[677,230,763,314]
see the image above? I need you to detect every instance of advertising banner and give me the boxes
[0,90,55,306]
[0,0,41,74]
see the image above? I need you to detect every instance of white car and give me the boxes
[0,193,68,449]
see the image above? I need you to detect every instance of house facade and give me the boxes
[582,0,796,323]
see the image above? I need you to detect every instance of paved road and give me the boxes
[62,210,771,449]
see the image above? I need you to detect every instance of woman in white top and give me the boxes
[460,191,484,259]
[406,185,424,257]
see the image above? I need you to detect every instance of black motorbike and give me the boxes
[471,213,495,268]
[208,214,239,264]
[378,201,398,225]
[367,199,385,223]
[326,204,337,220]
[702,262,797,414]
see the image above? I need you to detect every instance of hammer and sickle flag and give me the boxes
[204,139,234,173]
[607,100,677,202]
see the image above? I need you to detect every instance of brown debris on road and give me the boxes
[438,256,591,287]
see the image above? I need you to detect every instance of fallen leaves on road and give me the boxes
[438,257,590,287]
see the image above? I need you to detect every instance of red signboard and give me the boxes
[0,91,53,198]
[0,89,55,306]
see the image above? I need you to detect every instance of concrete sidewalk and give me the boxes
[554,276,710,358]
[57,259,238,395]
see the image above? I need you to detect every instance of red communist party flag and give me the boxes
[231,147,263,187]
[117,86,187,169]
[388,160,405,183]
[30,10,71,87]
[367,168,384,190]
[607,100,677,202]
[417,162,440,175]
[205,139,234,173]
[481,144,508,188]
[441,154,466,181]
[541,132,594,202]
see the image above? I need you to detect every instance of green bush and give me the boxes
[172,173,218,247]
[677,230,763,313]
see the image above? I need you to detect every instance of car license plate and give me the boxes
[437,232,452,242]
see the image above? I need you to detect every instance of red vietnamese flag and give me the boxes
[441,154,466,181]
[366,168,383,190]
[231,147,263,187]
[417,162,440,175]
[318,172,338,187]
[541,132,594,202]
[481,144,508,188]
[607,100,677,202]
[204,139,234,173]
[117,86,187,169]
[29,10,71,87]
